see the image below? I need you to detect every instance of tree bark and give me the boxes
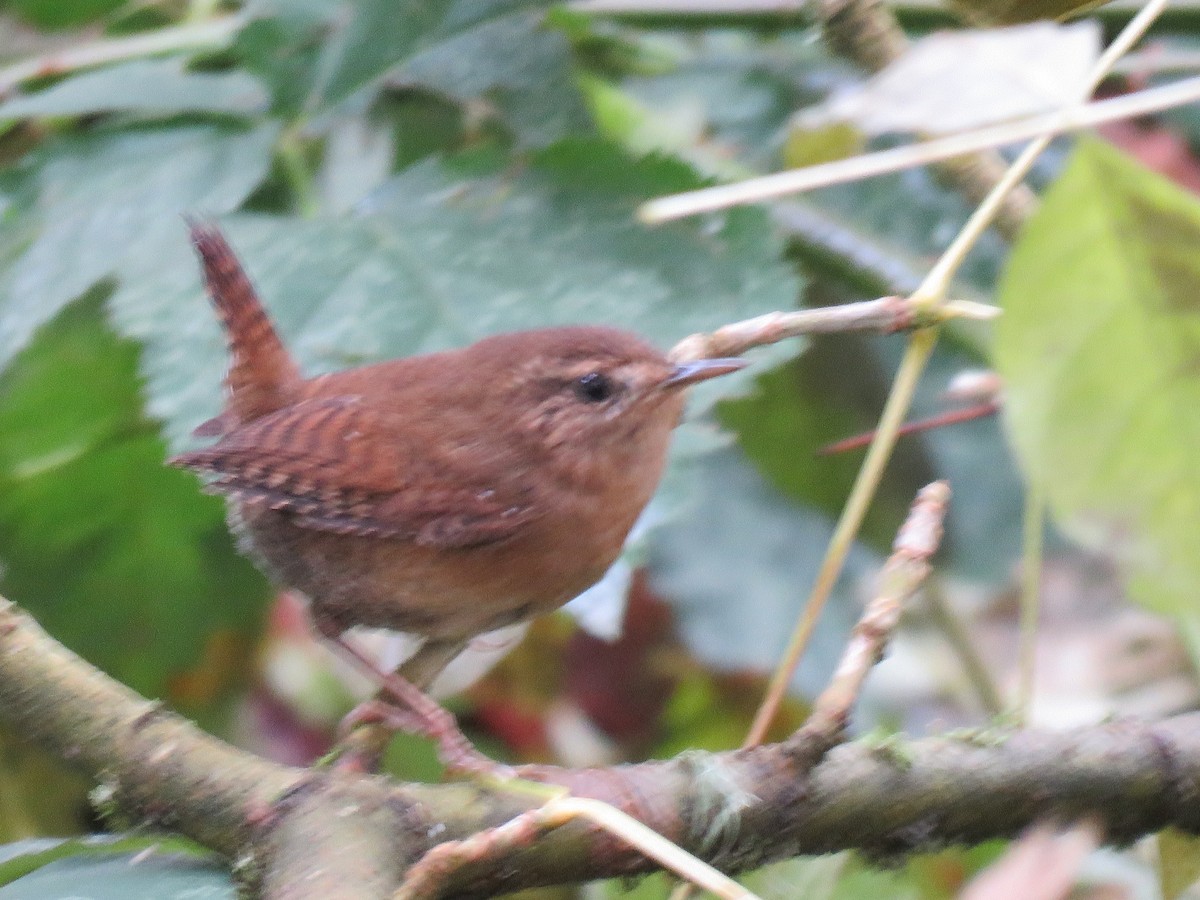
[2,597,1199,898]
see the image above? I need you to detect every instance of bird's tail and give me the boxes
[186,219,302,426]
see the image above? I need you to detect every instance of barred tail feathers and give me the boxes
[187,219,302,424]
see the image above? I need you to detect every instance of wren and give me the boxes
[171,222,743,771]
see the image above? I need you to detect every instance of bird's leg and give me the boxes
[316,622,499,775]
[398,638,469,691]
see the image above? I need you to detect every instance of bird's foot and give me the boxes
[322,631,512,778]
[339,696,511,779]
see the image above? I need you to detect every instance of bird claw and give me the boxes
[340,697,510,779]
[338,697,425,738]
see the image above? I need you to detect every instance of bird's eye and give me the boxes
[573,372,617,403]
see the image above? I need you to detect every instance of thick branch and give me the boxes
[0,598,299,855]
[261,775,420,897]
[425,715,1200,896]
[3,596,1200,898]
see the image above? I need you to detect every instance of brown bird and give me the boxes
[171,222,743,771]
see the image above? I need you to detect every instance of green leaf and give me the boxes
[721,331,1026,582]
[995,138,1200,622]
[0,123,278,369]
[599,32,1000,301]
[601,853,924,900]
[828,860,921,900]
[807,166,1008,298]
[234,4,331,117]
[946,0,1111,26]
[0,843,231,898]
[0,294,270,715]
[806,23,1099,138]
[309,0,589,146]
[401,8,592,148]
[741,853,848,900]
[0,735,91,843]
[646,446,873,689]
[110,139,800,448]
[6,0,128,29]
[742,852,928,900]
[0,835,210,886]
[1158,828,1200,900]
[719,348,916,555]
[315,109,396,214]
[0,60,270,120]
[609,31,828,175]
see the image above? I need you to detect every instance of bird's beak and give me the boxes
[663,357,746,388]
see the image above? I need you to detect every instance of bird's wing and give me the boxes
[169,396,540,549]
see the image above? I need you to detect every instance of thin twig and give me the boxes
[639,74,1200,225]
[794,482,950,751]
[817,399,1000,456]
[395,796,761,900]
[739,0,1170,749]
[919,0,1170,303]
[813,0,1034,239]
[772,202,926,299]
[570,0,805,13]
[0,16,244,99]
[672,483,948,900]
[744,327,939,747]
[1015,480,1046,723]
[667,295,997,362]
[572,0,1200,30]
[923,581,1005,717]
[929,0,1171,721]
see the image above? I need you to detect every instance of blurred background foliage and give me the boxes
[1,0,1200,897]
